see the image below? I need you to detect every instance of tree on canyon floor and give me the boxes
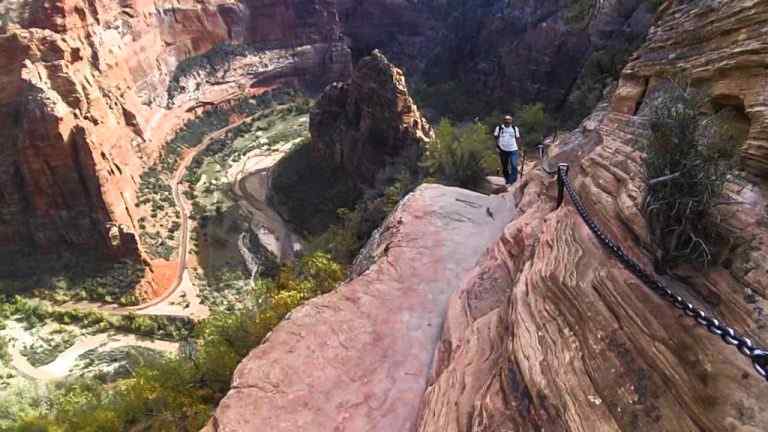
[643,81,746,270]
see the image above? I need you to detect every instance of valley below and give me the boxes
[0,64,315,425]
[3,0,768,431]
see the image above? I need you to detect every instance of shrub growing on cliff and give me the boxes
[314,149,422,264]
[644,82,744,269]
[513,103,555,149]
[423,119,494,190]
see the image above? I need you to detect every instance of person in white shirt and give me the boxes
[493,115,523,185]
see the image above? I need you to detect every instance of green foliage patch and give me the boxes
[643,81,746,269]
[0,255,144,306]
[0,298,194,341]
[0,252,345,432]
[423,119,495,190]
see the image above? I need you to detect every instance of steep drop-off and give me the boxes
[419,0,656,120]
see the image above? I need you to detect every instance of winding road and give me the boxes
[8,112,303,382]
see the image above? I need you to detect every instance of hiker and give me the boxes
[494,115,523,185]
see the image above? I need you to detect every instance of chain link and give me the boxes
[547,161,768,381]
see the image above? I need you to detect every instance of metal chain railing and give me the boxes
[536,144,768,381]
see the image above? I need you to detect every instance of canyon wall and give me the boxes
[418,0,656,118]
[0,0,351,260]
[416,1,768,430]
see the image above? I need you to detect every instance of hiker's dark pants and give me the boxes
[498,149,519,184]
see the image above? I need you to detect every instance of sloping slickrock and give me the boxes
[210,184,516,431]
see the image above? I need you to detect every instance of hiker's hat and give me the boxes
[503,115,513,122]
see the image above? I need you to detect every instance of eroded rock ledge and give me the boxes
[210,185,516,431]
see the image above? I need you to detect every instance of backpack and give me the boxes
[495,125,519,140]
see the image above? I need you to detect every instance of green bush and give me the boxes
[0,336,9,366]
[644,82,744,269]
[566,0,594,27]
[312,149,421,264]
[512,103,555,149]
[423,119,494,190]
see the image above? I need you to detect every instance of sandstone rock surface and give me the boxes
[414,2,768,430]
[612,0,768,177]
[310,50,433,185]
[210,184,516,431]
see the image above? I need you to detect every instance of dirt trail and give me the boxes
[18,110,300,384]
[131,115,260,313]
[59,115,260,319]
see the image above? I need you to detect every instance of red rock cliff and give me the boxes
[0,0,351,258]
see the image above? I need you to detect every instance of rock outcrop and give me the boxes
[0,0,351,258]
[612,0,768,177]
[210,184,516,431]
[310,50,433,185]
[415,2,768,431]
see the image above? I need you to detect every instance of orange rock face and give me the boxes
[0,0,350,258]
[612,0,768,177]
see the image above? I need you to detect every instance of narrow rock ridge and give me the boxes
[209,184,516,431]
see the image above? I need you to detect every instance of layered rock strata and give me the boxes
[310,50,433,185]
[415,2,768,430]
[612,0,768,176]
